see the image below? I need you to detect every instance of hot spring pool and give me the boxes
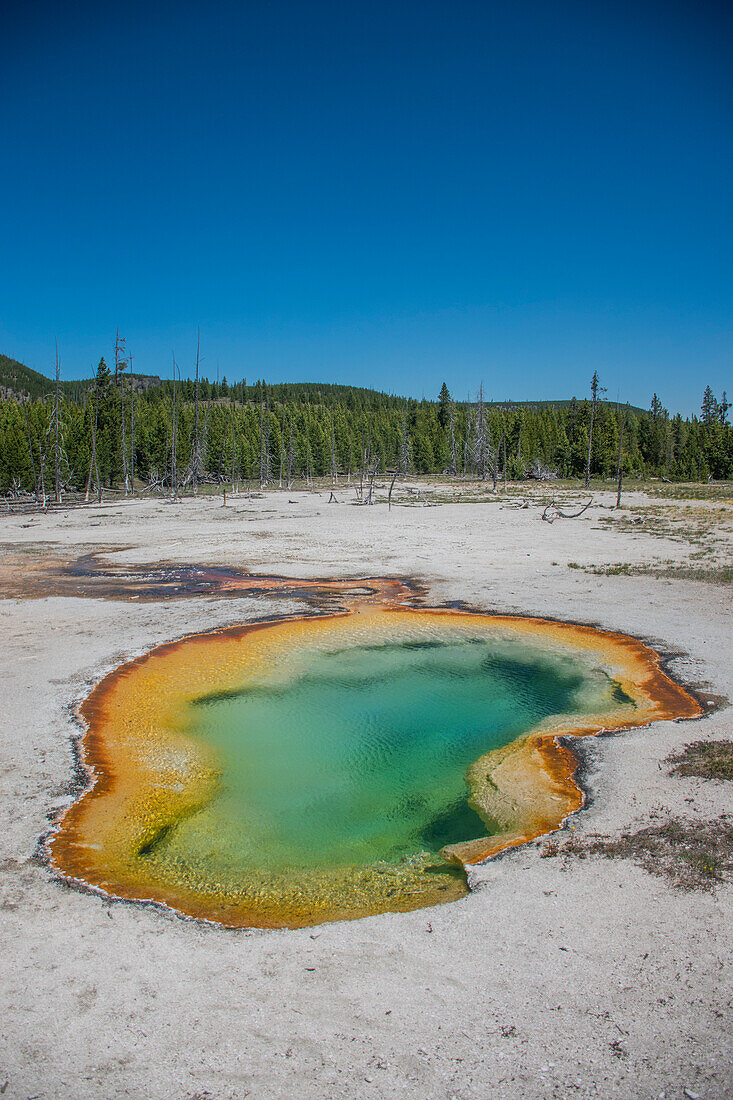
[49,607,699,927]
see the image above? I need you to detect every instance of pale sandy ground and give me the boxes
[1,485,731,1100]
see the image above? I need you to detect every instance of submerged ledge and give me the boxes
[47,594,701,929]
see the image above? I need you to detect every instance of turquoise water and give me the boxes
[156,635,598,875]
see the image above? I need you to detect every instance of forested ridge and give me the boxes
[0,349,730,497]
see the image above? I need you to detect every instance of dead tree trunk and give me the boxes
[24,404,38,501]
[399,413,410,476]
[85,382,102,503]
[463,408,472,477]
[474,384,488,480]
[92,383,102,502]
[585,371,605,489]
[305,437,313,490]
[491,434,503,491]
[542,497,593,523]
[358,433,365,501]
[230,393,235,488]
[84,397,94,502]
[37,411,49,507]
[286,417,296,490]
[259,397,270,487]
[448,403,457,475]
[128,352,135,495]
[171,356,179,501]
[388,468,398,510]
[616,403,626,508]
[330,412,338,486]
[52,340,62,503]
[193,329,201,494]
[364,459,379,504]
[115,329,129,495]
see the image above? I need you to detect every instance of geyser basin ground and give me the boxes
[49,607,700,928]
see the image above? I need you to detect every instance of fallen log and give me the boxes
[541,497,594,524]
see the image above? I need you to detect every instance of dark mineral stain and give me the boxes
[138,824,175,858]
[612,682,637,707]
[1,546,425,610]
[417,799,488,850]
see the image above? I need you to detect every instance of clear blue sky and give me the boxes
[1,0,731,414]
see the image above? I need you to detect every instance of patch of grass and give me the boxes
[541,815,733,890]
[649,482,733,503]
[569,560,733,584]
[570,501,733,587]
[668,740,733,781]
[658,563,733,583]
[606,505,733,545]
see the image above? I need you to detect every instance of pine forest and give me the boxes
[0,348,731,501]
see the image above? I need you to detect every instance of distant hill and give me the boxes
[0,351,647,414]
[0,354,160,401]
[0,354,58,400]
[478,397,648,415]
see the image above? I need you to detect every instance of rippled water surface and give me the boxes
[154,636,593,876]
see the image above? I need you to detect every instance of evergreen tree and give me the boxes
[701,386,719,427]
[437,382,452,429]
[2,359,733,490]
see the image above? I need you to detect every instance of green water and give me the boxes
[151,635,602,877]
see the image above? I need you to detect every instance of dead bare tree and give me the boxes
[128,351,135,494]
[473,384,488,480]
[171,356,180,501]
[388,469,398,509]
[490,434,504,491]
[330,411,338,486]
[115,330,129,495]
[305,435,313,490]
[286,416,296,490]
[399,413,411,476]
[191,329,203,493]
[616,402,627,508]
[388,412,412,511]
[23,404,38,502]
[194,330,200,491]
[36,408,49,506]
[447,402,457,475]
[84,376,102,503]
[259,394,270,487]
[29,351,73,506]
[142,467,166,494]
[229,394,237,491]
[51,341,63,503]
[363,458,379,505]
[358,430,365,501]
[463,406,472,477]
[528,458,558,481]
[585,371,606,488]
